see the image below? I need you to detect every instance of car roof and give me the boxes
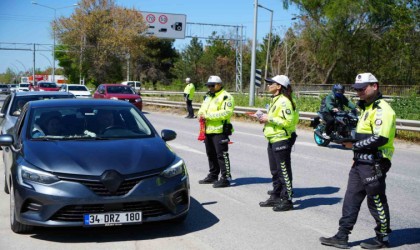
[27,98,133,108]
[14,91,74,97]
[101,84,127,87]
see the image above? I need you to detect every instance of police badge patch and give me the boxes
[375,119,382,126]
[286,109,291,114]
[227,102,232,107]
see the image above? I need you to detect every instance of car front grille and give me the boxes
[79,178,142,196]
[50,201,170,222]
[58,172,159,197]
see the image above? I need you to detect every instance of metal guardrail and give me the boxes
[143,97,420,132]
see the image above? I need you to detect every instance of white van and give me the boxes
[121,81,141,94]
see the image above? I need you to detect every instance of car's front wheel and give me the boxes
[10,181,33,234]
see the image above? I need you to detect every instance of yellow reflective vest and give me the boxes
[183,83,195,100]
[198,89,235,134]
[355,98,396,160]
[264,94,297,143]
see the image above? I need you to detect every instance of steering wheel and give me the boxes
[102,125,125,132]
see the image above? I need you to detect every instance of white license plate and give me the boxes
[84,211,142,226]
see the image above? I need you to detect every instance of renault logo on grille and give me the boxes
[100,170,124,194]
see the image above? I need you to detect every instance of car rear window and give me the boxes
[39,82,57,88]
[107,86,135,94]
[68,86,88,91]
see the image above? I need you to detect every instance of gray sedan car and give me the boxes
[0,91,75,138]
[0,99,190,233]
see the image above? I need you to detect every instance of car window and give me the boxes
[10,95,75,116]
[68,85,88,91]
[39,82,57,88]
[1,94,12,114]
[107,86,135,94]
[28,106,152,140]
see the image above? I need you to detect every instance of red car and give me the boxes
[29,81,60,91]
[93,84,142,111]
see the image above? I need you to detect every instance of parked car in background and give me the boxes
[17,83,30,92]
[0,98,189,233]
[121,81,141,94]
[0,91,75,137]
[0,84,9,94]
[7,84,18,93]
[29,81,60,91]
[93,84,142,111]
[60,84,92,98]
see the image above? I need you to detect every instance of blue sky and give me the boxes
[0,0,298,75]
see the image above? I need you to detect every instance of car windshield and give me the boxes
[19,84,29,87]
[10,95,75,116]
[28,105,152,140]
[107,86,135,94]
[39,82,57,88]
[68,85,88,91]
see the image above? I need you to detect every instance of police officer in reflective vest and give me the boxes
[320,73,396,249]
[197,75,235,188]
[183,77,196,118]
[258,75,298,212]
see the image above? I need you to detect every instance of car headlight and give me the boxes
[161,159,185,178]
[110,97,118,100]
[135,97,142,103]
[18,165,60,188]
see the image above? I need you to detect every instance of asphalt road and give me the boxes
[0,107,419,250]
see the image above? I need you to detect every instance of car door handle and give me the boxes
[4,147,10,152]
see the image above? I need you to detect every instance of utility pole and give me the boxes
[258,4,273,91]
[31,1,78,82]
[249,0,258,106]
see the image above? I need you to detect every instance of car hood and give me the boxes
[23,136,176,176]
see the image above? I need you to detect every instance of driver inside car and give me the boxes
[97,110,116,133]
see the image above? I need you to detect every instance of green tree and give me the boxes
[56,0,147,85]
[172,37,205,85]
[281,0,419,85]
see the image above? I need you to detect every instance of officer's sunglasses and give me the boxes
[354,86,368,92]
[207,84,215,88]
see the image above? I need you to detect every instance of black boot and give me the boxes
[319,234,349,249]
[259,196,281,207]
[212,177,230,188]
[272,199,293,211]
[360,235,389,249]
[198,176,217,184]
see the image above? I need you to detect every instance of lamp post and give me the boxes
[16,60,28,75]
[249,0,258,106]
[40,53,53,70]
[257,4,273,91]
[31,1,78,82]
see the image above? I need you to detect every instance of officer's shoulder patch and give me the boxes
[375,119,382,126]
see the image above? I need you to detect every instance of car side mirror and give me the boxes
[0,113,5,118]
[0,134,14,146]
[161,129,176,142]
